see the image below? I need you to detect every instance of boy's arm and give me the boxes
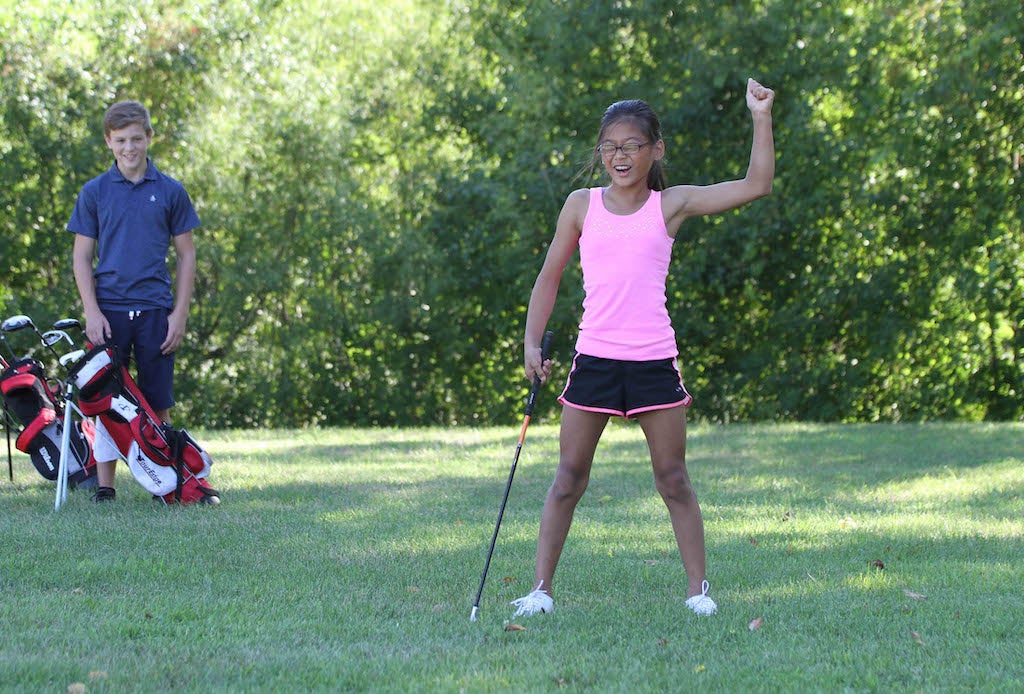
[162,231,196,355]
[72,234,111,345]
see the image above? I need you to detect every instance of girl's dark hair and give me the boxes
[575,99,667,191]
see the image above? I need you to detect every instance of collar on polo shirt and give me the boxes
[109,158,158,184]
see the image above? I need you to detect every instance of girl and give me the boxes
[511,78,775,617]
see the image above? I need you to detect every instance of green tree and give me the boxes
[2,0,1020,426]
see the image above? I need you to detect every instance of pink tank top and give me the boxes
[574,187,678,360]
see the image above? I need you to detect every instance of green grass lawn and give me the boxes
[1,422,1021,692]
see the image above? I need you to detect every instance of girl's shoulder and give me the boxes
[555,188,592,233]
[564,187,593,213]
[660,183,693,202]
[660,183,697,214]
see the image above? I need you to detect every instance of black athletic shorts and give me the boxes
[557,353,693,418]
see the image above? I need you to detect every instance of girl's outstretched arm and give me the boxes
[524,188,587,382]
[664,78,775,229]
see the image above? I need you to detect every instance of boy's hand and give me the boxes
[84,309,111,347]
[746,78,775,114]
[161,310,187,355]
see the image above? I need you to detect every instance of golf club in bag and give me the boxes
[67,343,220,505]
[0,315,97,489]
[1,350,12,482]
[470,330,554,622]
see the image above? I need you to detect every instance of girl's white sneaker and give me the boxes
[685,580,718,615]
[509,580,554,617]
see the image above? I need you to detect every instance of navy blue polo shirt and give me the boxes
[67,159,200,311]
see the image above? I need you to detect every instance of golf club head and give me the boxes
[52,318,82,332]
[1,314,34,333]
[42,330,74,348]
[59,349,86,368]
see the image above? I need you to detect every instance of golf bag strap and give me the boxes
[168,426,184,502]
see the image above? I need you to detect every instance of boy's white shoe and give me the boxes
[509,580,554,617]
[685,580,717,616]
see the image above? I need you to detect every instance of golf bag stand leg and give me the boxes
[55,380,74,510]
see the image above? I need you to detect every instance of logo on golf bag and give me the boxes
[126,440,179,494]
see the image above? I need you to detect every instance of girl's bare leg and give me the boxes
[637,405,707,597]
[533,406,610,593]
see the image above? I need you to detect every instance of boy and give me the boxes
[68,100,199,503]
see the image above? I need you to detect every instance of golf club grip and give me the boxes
[524,331,554,417]
[540,330,554,362]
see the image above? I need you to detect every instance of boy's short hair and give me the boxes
[103,101,152,135]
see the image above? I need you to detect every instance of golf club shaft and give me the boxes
[5,411,11,482]
[0,335,16,361]
[471,330,553,621]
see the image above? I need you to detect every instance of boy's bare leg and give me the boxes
[96,459,116,488]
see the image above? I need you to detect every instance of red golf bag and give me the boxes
[67,344,219,505]
[1,356,97,487]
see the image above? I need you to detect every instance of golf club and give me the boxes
[40,330,75,363]
[60,350,86,369]
[52,318,82,333]
[50,320,85,367]
[0,333,15,362]
[42,330,73,348]
[1,352,10,482]
[2,314,59,363]
[0,314,34,334]
[1,315,37,483]
[0,314,35,361]
[470,330,554,622]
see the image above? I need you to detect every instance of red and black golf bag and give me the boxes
[67,344,219,505]
[0,356,97,487]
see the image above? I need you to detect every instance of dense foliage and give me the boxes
[2,0,1021,426]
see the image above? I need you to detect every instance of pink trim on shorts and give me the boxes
[557,395,628,417]
[625,398,691,418]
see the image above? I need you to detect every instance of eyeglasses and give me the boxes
[597,141,650,157]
